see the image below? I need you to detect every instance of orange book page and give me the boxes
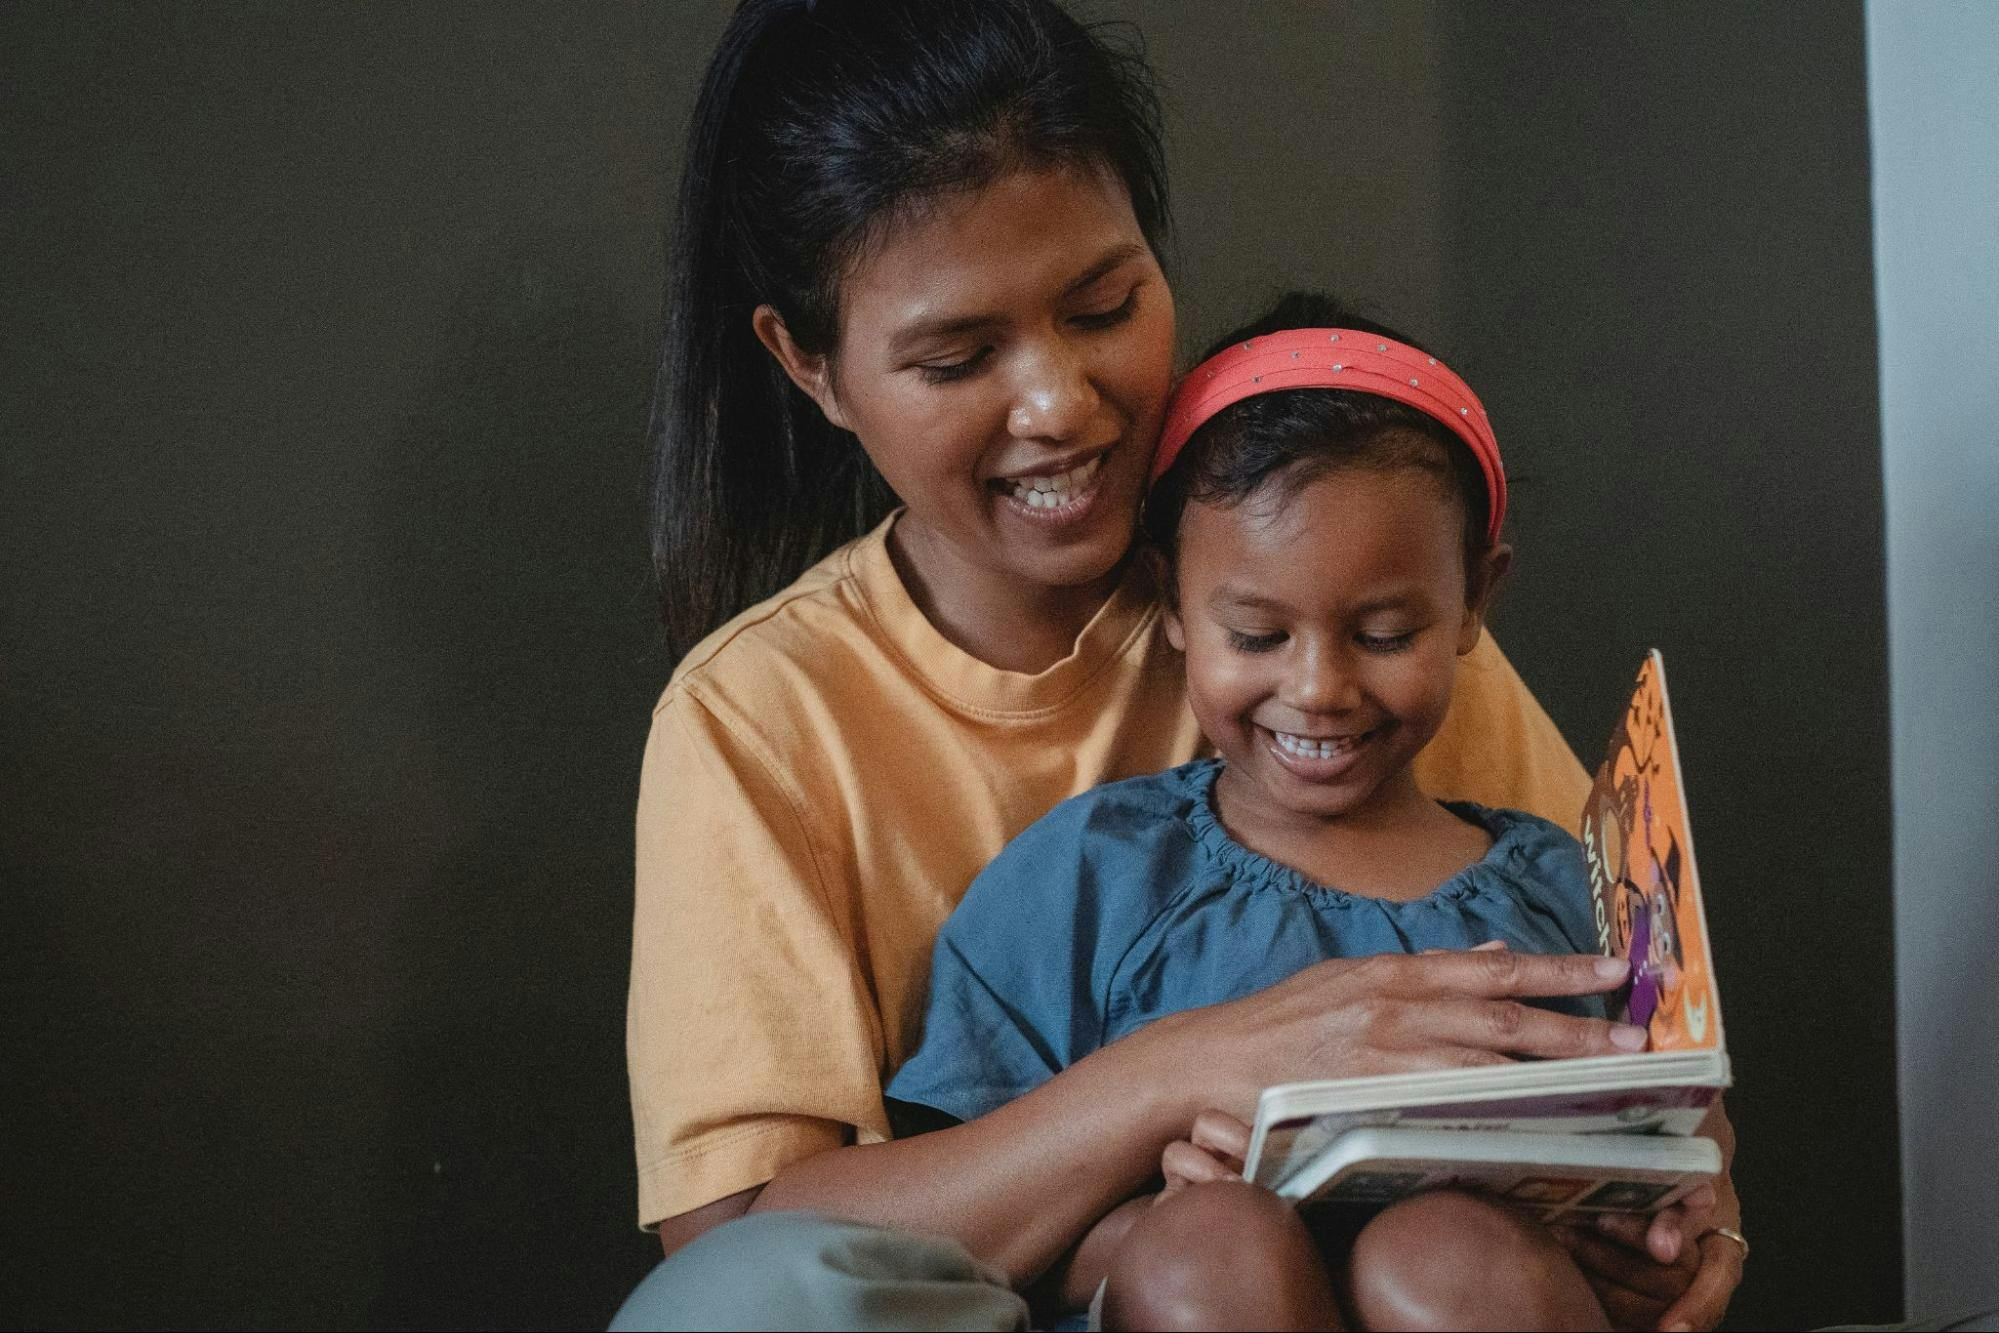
[1579,653,1723,1052]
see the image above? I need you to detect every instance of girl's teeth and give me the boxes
[1006,455,1101,508]
[1275,731,1366,759]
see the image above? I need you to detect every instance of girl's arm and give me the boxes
[747,948,1641,1286]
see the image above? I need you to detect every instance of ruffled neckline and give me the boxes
[1177,758,1547,910]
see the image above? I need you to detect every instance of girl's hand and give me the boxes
[1170,947,1642,1119]
[1157,1110,1251,1202]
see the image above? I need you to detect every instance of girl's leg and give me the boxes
[608,1210,1029,1332]
[1100,1181,1345,1331]
[1344,1190,1609,1332]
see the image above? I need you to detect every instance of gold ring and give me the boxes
[1705,1226,1749,1262]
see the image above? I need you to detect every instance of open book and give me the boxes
[1240,652,1730,1217]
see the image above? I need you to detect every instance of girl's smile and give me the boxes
[1263,722,1390,783]
[1167,461,1496,843]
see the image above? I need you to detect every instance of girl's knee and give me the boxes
[1102,1182,1340,1331]
[1347,1190,1604,1332]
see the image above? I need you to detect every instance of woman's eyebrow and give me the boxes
[887,243,1148,356]
[1063,241,1148,294]
[888,311,1004,356]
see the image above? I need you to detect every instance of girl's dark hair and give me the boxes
[650,0,1169,661]
[1143,291,1497,598]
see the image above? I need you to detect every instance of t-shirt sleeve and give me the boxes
[1417,630,1594,837]
[627,688,887,1229]
[885,800,1130,1125]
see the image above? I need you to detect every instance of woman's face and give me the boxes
[762,164,1175,594]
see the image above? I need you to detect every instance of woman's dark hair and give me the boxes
[1143,291,1497,600]
[650,0,1170,661]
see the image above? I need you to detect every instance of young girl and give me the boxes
[887,293,1733,1330]
[620,2,1740,1328]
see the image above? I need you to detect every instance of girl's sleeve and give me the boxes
[885,802,1122,1126]
[1417,629,1594,837]
[627,688,887,1230]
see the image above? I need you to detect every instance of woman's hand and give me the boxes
[1158,1110,1252,1201]
[1556,1201,1742,1331]
[1168,947,1643,1120]
[1555,1100,1741,1331]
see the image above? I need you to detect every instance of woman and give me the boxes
[619,2,1741,1328]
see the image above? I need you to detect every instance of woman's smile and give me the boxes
[992,449,1108,522]
[770,163,1173,616]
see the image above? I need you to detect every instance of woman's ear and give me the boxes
[1164,605,1186,653]
[752,305,850,430]
[1458,543,1513,655]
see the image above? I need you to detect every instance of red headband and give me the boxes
[1151,328,1506,543]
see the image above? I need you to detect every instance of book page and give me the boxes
[1579,652,1723,1051]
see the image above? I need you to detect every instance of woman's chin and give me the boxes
[991,488,1141,588]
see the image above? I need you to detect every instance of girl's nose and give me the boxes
[1284,643,1364,715]
[1006,340,1099,443]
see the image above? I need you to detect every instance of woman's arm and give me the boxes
[659,1187,760,1260]
[748,949,1640,1286]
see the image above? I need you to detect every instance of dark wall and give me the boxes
[2,2,1896,1328]
[2,4,712,1325]
[1431,7,1900,1326]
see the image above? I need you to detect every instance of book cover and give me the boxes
[1579,651,1722,1053]
[1243,652,1732,1202]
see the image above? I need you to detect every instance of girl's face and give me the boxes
[759,164,1174,594]
[1166,462,1502,829]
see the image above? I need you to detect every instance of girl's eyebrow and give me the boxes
[1208,586,1429,615]
[886,242,1148,356]
[1207,586,1292,614]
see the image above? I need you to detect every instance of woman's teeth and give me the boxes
[1274,730,1368,759]
[1004,455,1101,509]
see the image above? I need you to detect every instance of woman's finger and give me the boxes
[1189,1109,1251,1167]
[1592,1211,1656,1251]
[1399,948,1630,1001]
[1598,1284,1671,1333]
[1403,996,1650,1060]
[1560,1225,1697,1303]
[1654,1236,1744,1331]
[1642,1187,1718,1265]
[1160,1139,1236,1189]
[1645,1189,1717,1265]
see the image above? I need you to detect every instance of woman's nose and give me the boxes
[1006,339,1099,442]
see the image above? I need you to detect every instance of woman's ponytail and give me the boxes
[649,0,1167,663]
[649,0,892,664]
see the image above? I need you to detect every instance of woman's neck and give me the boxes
[887,516,1126,674]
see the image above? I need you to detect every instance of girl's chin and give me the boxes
[1221,739,1392,824]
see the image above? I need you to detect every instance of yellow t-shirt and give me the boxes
[628,514,1590,1227]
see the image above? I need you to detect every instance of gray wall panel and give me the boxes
[1867,1,1999,1318]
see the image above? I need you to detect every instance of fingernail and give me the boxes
[1595,957,1630,981]
[1666,1323,1695,1332]
[1611,1024,1649,1050]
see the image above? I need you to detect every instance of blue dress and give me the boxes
[888,758,1602,1124]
